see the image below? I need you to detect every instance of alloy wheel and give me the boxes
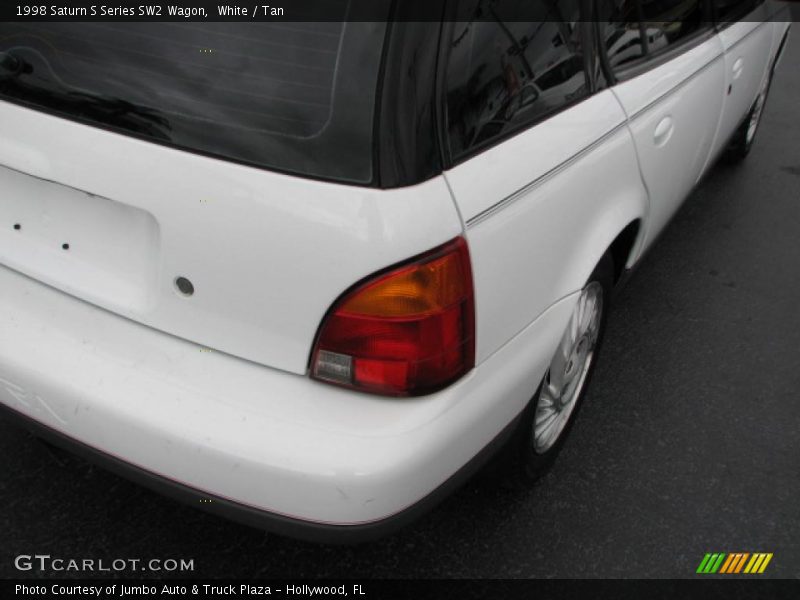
[533,282,604,453]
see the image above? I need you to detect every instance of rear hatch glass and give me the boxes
[0,14,388,183]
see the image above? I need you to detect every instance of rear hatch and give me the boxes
[0,20,463,375]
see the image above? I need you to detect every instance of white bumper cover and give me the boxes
[0,263,577,526]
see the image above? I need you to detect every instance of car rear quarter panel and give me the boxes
[444,90,648,365]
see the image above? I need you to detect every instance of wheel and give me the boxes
[498,253,614,487]
[725,74,771,164]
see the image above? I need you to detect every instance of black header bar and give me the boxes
[5,579,800,600]
[2,0,798,21]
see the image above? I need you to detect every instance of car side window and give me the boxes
[445,0,587,161]
[639,0,704,46]
[713,0,763,24]
[597,0,706,73]
[597,0,646,69]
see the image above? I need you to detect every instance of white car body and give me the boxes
[0,5,791,540]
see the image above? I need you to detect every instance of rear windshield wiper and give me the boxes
[0,49,171,139]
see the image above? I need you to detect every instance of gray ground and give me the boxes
[1,25,798,580]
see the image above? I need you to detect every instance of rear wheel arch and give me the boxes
[608,219,643,284]
[491,251,615,485]
[570,208,645,298]
[493,220,644,483]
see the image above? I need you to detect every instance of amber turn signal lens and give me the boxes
[311,237,475,396]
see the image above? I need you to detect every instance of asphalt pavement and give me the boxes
[1,26,799,580]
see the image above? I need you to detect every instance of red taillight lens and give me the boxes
[311,237,475,396]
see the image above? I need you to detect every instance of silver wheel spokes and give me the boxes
[746,81,768,145]
[533,282,603,453]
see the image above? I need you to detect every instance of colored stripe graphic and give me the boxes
[759,553,773,573]
[697,554,713,573]
[744,553,774,574]
[697,553,727,573]
[710,553,726,573]
[719,554,736,574]
[734,553,750,573]
[745,554,760,573]
[700,552,774,574]
[720,553,750,574]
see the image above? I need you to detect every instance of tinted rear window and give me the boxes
[0,15,389,183]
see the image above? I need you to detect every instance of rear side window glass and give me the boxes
[640,0,704,46]
[598,0,647,68]
[445,0,588,161]
[0,15,389,184]
[714,0,762,23]
[598,0,705,72]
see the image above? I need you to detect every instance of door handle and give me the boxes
[732,57,744,80]
[653,116,674,147]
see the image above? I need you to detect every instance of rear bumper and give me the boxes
[0,399,520,544]
[0,263,577,540]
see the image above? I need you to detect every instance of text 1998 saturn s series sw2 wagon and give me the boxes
[0,0,792,541]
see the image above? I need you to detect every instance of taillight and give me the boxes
[311,237,475,396]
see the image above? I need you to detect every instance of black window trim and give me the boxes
[375,18,446,189]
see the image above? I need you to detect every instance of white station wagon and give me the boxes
[0,0,791,541]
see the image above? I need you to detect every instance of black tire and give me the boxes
[725,74,772,164]
[497,252,614,488]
